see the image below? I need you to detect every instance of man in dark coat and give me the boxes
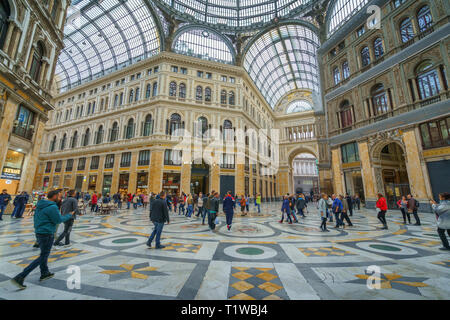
[147,191,170,249]
[0,189,12,221]
[345,193,353,216]
[54,189,79,247]
[223,191,234,231]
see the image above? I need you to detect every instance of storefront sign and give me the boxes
[1,167,22,180]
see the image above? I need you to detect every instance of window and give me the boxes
[400,18,414,43]
[120,152,131,167]
[55,160,62,173]
[143,114,154,136]
[135,87,140,101]
[124,118,135,139]
[146,84,151,98]
[119,92,124,105]
[229,91,235,105]
[394,0,407,8]
[339,100,353,128]
[230,77,235,83]
[220,90,227,104]
[342,61,350,79]
[171,66,178,73]
[154,66,159,73]
[371,84,389,115]
[417,6,433,33]
[60,134,67,150]
[179,83,186,98]
[195,116,208,138]
[196,86,203,101]
[221,153,235,169]
[95,125,104,144]
[167,113,183,136]
[222,120,233,141]
[356,25,365,37]
[333,67,341,85]
[221,75,227,82]
[147,68,152,76]
[329,48,337,58]
[114,94,119,107]
[164,149,182,165]
[138,150,150,166]
[90,156,99,169]
[416,62,441,99]
[66,159,73,172]
[181,67,187,75]
[77,157,86,170]
[128,89,134,103]
[30,42,44,82]
[197,71,203,78]
[70,131,78,148]
[373,38,384,59]
[341,142,360,163]
[206,72,212,79]
[361,46,371,67]
[13,105,35,140]
[0,1,10,49]
[105,154,114,168]
[205,87,212,102]
[169,82,177,97]
[152,82,158,97]
[82,128,90,146]
[45,161,52,173]
[110,122,119,142]
[420,117,450,149]
[50,2,58,19]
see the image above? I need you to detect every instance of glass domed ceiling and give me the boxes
[154,0,320,30]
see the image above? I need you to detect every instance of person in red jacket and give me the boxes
[376,193,388,229]
[91,193,98,212]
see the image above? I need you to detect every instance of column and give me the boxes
[95,155,106,194]
[110,153,121,193]
[331,148,344,195]
[0,98,18,171]
[128,151,138,193]
[358,141,377,206]
[149,149,164,193]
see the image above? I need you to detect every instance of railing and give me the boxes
[12,126,34,140]
[138,160,149,166]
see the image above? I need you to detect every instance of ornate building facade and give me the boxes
[0,0,69,194]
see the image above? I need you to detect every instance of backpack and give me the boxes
[415,199,420,208]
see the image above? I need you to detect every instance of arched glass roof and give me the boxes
[55,0,160,92]
[286,100,313,113]
[244,24,320,109]
[154,0,320,31]
[172,27,234,64]
[328,0,369,37]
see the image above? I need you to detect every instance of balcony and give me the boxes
[12,125,34,140]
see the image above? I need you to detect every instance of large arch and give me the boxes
[56,0,163,93]
[243,22,321,109]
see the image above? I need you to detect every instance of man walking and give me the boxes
[12,191,28,219]
[407,194,421,225]
[147,191,170,249]
[0,189,12,221]
[208,192,220,231]
[296,193,307,218]
[223,191,234,231]
[345,193,353,216]
[332,194,344,228]
[11,190,75,289]
[255,193,261,214]
[340,194,353,227]
[54,189,79,247]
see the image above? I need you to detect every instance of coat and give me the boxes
[150,198,170,223]
[223,196,234,213]
[296,197,306,210]
[432,200,450,229]
[376,197,388,211]
[34,199,72,234]
[61,197,79,220]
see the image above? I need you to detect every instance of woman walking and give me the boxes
[430,193,450,251]
[318,193,329,232]
[240,195,247,216]
[279,195,292,224]
[186,194,194,217]
[376,193,388,230]
[223,191,234,231]
[397,196,410,224]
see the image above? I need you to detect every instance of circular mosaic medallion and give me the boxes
[224,244,277,260]
[218,222,275,238]
[356,242,418,255]
[99,236,148,247]
[72,224,101,231]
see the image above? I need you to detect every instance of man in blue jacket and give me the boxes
[223,191,234,231]
[331,194,344,228]
[11,189,75,290]
[11,191,29,219]
[0,189,12,221]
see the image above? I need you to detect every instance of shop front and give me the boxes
[0,149,25,194]
[88,175,97,193]
[343,169,365,203]
[75,175,84,192]
[102,174,112,195]
[119,173,129,194]
[136,172,148,194]
[162,172,180,195]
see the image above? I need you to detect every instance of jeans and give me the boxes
[327,209,333,222]
[334,211,343,227]
[320,216,327,230]
[179,204,185,215]
[256,204,260,213]
[290,208,298,222]
[54,219,74,245]
[133,203,138,209]
[437,228,450,249]
[12,204,25,218]
[201,207,207,224]
[196,206,203,217]
[0,204,6,219]
[341,211,353,226]
[147,221,164,247]
[208,210,217,230]
[186,204,193,217]
[127,202,131,209]
[412,209,421,225]
[280,210,292,223]
[298,208,305,217]
[225,210,233,226]
[400,208,411,223]
[91,204,98,212]
[377,210,387,226]
[17,234,54,278]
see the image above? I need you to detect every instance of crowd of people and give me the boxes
[5,186,450,291]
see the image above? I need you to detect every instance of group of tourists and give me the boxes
[81,192,150,212]
[0,189,30,220]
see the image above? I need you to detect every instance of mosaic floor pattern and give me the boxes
[0,203,449,300]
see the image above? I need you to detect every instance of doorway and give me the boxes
[191,161,209,195]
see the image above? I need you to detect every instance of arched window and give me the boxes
[416,62,441,99]
[49,136,56,152]
[125,118,135,139]
[400,18,414,43]
[114,94,119,107]
[229,91,235,105]
[361,46,371,67]
[222,120,233,141]
[333,67,341,85]
[110,122,119,142]
[221,90,227,104]
[196,86,203,101]
[82,128,90,146]
[50,1,59,20]
[417,6,433,32]
[0,0,10,50]
[60,134,67,150]
[373,37,384,59]
[167,113,182,136]
[91,101,95,114]
[196,116,208,138]
[371,84,389,115]
[152,82,158,97]
[342,61,350,79]
[95,125,103,144]
[128,89,134,103]
[135,87,140,101]
[169,81,177,97]
[179,83,186,98]
[146,84,151,99]
[143,114,154,136]
[339,100,353,128]
[71,131,78,148]
[205,87,212,102]
[30,42,45,82]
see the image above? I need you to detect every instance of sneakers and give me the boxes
[146,243,152,248]
[227,225,231,231]
[288,222,292,224]
[155,245,165,249]
[439,247,450,251]
[39,273,55,282]
[278,220,283,223]
[11,276,26,290]
[63,243,72,247]
[32,242,39,248]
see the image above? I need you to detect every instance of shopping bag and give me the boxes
[214,217,219,225]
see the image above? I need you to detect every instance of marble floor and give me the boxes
[0,203,449,300]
